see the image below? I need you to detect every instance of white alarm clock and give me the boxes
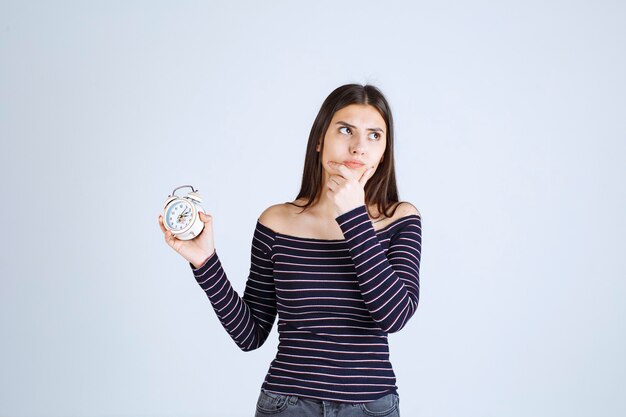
[162,185,206,240]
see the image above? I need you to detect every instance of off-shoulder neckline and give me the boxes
[256,213,420,242]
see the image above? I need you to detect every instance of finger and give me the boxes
[326,178,338,192]
[328,175,344,186]
[329,161,355,180]
[200,212,213,224]
[358,167,375,186]
[335,162,354,180]
[164,229,175,245]
[158,215,167,233]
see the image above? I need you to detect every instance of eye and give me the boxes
[339,126,351,135]
[368,132,381,140]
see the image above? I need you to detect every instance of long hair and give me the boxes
[294,84,400,220]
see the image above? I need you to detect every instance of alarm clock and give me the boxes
[162,185,206,240]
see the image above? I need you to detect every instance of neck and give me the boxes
[307,177,370,221]
[312,191,343,220]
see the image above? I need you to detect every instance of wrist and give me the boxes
[192,249,215,269]
[335,204,368,222]
[336,203,366,218]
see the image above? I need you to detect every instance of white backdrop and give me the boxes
[1,1,625,416]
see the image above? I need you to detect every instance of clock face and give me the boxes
[165,200,194,231]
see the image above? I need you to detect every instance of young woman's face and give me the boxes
[317,104,387,181]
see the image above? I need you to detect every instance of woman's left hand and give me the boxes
[326,161,376,217]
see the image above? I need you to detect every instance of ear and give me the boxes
[316,142,321,152]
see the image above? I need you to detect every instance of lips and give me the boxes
[343,160,365,169]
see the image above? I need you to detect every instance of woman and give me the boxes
[158,84,422,417]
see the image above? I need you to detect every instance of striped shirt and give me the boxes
[190,204,422,403]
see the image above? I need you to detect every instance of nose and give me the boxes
[349,134,367,155]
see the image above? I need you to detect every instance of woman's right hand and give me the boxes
[158,212,216,269]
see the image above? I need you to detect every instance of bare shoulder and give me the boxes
[393,201,421,219]
[258,203,287,231]
[258,202,295,232]
[370,201,421,230]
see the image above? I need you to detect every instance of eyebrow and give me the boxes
[336,121,385,133]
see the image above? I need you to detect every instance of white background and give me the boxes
[1,1,625,416]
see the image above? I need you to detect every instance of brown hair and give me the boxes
[294,84,400,220]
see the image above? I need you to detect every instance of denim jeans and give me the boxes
[255,389,400,417]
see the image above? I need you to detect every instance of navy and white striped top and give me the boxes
[190,204,422,403]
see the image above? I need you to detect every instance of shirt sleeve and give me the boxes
[189,220,277,351]
[335,204,422,333]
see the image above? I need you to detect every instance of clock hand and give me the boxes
[177,210,191,222]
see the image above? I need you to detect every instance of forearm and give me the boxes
[190,250,275,351]
[336,205,421,333]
